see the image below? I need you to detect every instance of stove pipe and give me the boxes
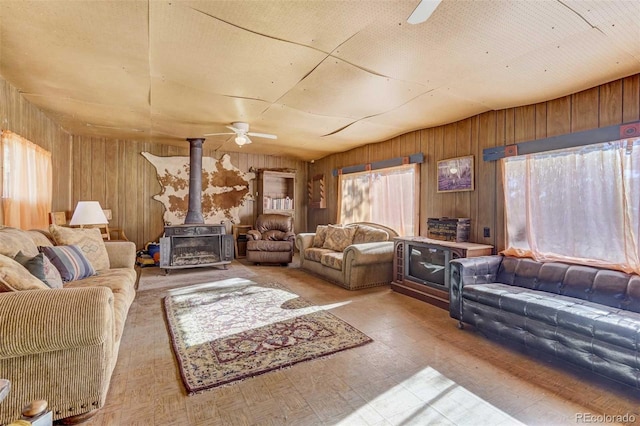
[184,138,205,224]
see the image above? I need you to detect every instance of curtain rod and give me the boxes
[332,152,424,177]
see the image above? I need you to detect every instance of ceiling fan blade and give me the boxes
[247,132,277,139]
[203,132,235,136]
[245,135,252,145]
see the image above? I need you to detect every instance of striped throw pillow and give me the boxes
[40,245,96,283]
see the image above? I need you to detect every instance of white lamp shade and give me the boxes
[69,201,108,226]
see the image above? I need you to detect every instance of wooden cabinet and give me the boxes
[257,170,296,218]
[392,237,493,310]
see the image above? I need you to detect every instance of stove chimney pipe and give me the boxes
[184,138,205,224]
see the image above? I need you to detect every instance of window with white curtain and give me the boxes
[1,130,52,229]
[337,163,419,236]
[502,138,640,275]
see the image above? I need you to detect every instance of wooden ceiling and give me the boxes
[1,1,639,161]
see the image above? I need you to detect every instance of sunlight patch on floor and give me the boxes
[336,366,524,425]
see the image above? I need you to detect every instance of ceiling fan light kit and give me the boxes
[235,135,249,146]
[203,121,276,148]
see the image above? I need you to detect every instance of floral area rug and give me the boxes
[163,278,372,394]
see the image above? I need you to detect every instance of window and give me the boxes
[502,138,640,275]
[1,130,52,229]
[337,164,419,236]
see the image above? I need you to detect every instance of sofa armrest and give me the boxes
[104,241,135,269]
[449,255,503,320]
[295,234,315,266]
[0,287,113,359]
[344,241,394,265]
[295,233,315,252]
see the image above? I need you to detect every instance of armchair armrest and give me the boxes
[247,230,262,241]
[449,255,503,320]
[0,287,113,359]
[344,241,394,265]
[104,241,135,269]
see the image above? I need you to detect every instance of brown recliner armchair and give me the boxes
[246,214,295,265]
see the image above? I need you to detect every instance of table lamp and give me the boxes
[69,201,108,228]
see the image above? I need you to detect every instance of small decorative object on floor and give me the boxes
[164,279,372,394]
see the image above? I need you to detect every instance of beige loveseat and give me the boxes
[0,226,136,424]
[295,222,398,290]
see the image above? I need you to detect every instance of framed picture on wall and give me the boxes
[437,155,474,193]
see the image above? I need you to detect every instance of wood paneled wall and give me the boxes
[308,74,640,252]
[71,137,308,249]
[3,73,639,252]
[0,78,73,225]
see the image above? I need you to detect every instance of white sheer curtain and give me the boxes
[502,138,640,275]
[338,164,418,236]
[1,130,52,229]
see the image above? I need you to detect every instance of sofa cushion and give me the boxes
[304,247,334,263]
[66,268,137,341]
[321,252,344,271]
[0,253,50,292]
[49,225,110,271]
[262,230,286,241]
[623,275,640,314]
[26,230,55,248]
[463,283,640,346]
[352,224,389,244]
[312,225,328,248]
[323,225,356,252]
[40,245,96,282]
[0,226,39,258]
[246,239,293,252]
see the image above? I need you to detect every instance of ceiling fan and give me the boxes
[204,122,277,147]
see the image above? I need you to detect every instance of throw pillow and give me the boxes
[49,225,110,271]
[0,226,40,258]
[0,253,50,292]
[40,245,96,283]
[352,224,389,244]
[322,225,357,252]
[42,255,64,289]
[312,225,328,248]
[13,251,64,289]
[14,251,47,282]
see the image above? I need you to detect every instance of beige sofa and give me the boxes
[295,222,398,290]
[0,226,136,424]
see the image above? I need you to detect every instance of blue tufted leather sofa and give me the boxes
[450,255,640,388]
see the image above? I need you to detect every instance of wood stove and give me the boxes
[159,224,233,274]
[157,138,233,274]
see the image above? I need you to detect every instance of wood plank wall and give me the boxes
[308,74,640,252]
[71,137,308,249]
[0,78,73,225]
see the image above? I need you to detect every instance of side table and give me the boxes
[232,225,252,259]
